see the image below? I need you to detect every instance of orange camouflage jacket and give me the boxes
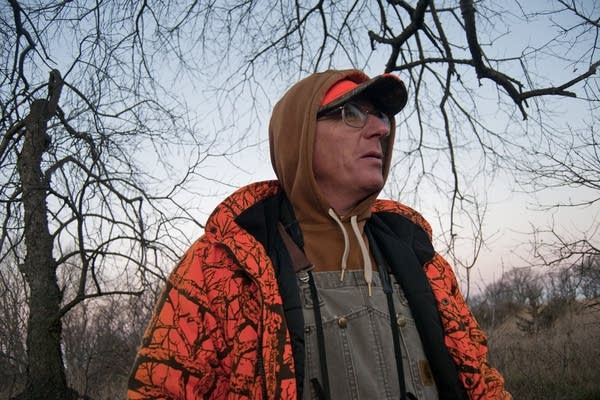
[128,180,510,400]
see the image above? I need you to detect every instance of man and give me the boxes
[128,69,510,399]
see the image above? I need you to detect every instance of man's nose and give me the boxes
[364,114,390,138]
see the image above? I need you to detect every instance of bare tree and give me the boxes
[1,2,240,399]
[1,1,598,397]
[175,0,599,288]
[471,267,544,327]
[62,293,157,398]
[494,1,600,272]
[579,254,600,299]
[0,254,28,399]
[519,112,599,269]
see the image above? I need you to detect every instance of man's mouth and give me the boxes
[362,151,383,159]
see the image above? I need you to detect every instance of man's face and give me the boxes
[313,100,390,211]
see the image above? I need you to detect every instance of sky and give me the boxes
[162,1,599,293]
[35,1,594,294]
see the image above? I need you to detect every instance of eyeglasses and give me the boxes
[317,102,392,132]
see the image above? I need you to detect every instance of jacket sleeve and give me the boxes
[426,253,512,400]
[127,239,233,399]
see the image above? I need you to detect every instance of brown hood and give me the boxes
[269,69,398,270]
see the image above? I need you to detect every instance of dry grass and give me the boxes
[485,301,600,400]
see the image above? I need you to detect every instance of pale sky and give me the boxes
[132,1,599,292]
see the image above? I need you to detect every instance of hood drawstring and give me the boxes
[351,215,373,296]
[328,209,373,296]
[328,209,349,281]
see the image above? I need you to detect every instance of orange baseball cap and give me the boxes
[319,73,408,116]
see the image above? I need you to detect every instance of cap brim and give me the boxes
[318,74,408,116]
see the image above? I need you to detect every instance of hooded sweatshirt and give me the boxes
[269,69,394,282]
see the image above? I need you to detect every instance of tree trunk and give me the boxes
[15,89,68,399]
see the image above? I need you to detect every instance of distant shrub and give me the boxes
[485,301,600,400]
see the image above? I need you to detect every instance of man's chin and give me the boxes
[366,178,385,192]
[359,180,385,197]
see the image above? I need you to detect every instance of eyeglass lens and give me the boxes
[342,103,390,129]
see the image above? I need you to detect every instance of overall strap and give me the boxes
[277,219,330,400]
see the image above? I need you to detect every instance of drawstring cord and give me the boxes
[328,209,373,296]
[327,209,349,281]
[350,215,373,296]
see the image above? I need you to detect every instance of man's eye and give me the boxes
[345,105,363,120]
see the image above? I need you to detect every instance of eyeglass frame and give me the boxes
[316,102,392,132]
